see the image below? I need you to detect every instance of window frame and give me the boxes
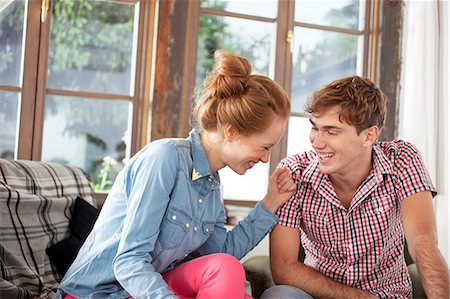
[0,0,157,204]
[151,0,402,206]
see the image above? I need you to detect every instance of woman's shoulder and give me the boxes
[126,138,190,173]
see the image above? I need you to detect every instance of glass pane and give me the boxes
[197,14,275,201]
[0,91,19,159]
[41,96,131,191]
[201,0,277,19]
[290,27,363,113]
[287,116,313,157]
[0,0,26,86]
[219,163,269,201]
[47,0,137,95]
[295,0,366,31]
[196,14,275,88]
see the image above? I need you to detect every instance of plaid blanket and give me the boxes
[0,159,95,298]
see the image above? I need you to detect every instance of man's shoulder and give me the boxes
[376,139,420,159]
[375,139,424,173]
[280,150,316,170]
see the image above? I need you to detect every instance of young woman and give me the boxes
[56,51,294,299]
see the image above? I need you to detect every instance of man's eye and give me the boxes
[327,131,337,135]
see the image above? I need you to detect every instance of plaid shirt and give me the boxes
[278,140,437,299]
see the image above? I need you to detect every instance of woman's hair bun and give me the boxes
[209,50,252,99]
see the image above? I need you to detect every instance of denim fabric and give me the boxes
[261,285,315,299]
[56,129,278,299]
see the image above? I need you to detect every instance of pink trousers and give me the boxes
[64,253,252,299]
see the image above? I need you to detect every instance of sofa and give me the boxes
[0,158,98,299]
[243,240,426,298]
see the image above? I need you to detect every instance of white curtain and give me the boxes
[399,0,448,263]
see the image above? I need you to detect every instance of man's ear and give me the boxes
[223,123,237,142]
[363,126,379,146]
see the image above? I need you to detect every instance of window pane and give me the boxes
[0,91,19,159]
[47,0,137,95]
[0,0,26,86]
[219,163,269,201]
[41,96,131,191]
[290,27,363,113]
[196,14,275,87]
[201,0,277,19]
[196,14,275,201]
[295,0,366,31]
[287,116,313,157]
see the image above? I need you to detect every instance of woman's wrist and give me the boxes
[261,196,279,213]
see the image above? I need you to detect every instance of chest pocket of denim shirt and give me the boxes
[202,221,215,238]
[159,206,192,249]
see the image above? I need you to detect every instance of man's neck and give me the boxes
[329,150,374,207]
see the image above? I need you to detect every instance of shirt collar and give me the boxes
[188,129,219,183]
[371,143,394,177]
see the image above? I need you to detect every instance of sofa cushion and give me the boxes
[46,235,82,277]
[0,159,95,297]
[46,196,99,276]
[70,196,99,242]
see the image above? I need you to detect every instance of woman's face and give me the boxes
[223,115,287,175]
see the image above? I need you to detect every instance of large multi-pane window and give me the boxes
[0,0,155,198]
[0,1,26,160]
[196,0,375,204]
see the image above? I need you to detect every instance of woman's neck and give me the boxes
[200,131,225,173]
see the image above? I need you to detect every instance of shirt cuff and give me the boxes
[249,201,279,228]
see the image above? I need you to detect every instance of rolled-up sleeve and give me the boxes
[199,201,278,260]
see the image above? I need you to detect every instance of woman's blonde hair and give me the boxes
[193,50,290,135]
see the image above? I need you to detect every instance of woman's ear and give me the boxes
[363,125,379,146]
[223,123,237,142]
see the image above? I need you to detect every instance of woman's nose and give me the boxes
[260,150,270,163]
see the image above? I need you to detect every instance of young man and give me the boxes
[262,76,449,299]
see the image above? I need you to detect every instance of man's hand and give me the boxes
[262,167,296,213]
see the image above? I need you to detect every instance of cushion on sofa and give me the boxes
[70,196,100,242]
[46,196,99,276]
[0,159,95,297]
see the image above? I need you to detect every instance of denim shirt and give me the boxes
[56,129,279,299]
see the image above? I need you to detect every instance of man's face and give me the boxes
[309,105,372,177]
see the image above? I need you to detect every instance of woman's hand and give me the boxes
[262,167,296,213]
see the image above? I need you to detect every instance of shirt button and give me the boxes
[348,266,353,271]
[205,228,209,233]
[377,207,384,212]
[198,198,203,204]
[348,244,353,249]
[185,253,188,257]
[185,223,190,228]
[194,226,198,232]
[208,176,213,182]
[171,215,177,221]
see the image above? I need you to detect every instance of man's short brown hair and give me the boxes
[305,76,387,134]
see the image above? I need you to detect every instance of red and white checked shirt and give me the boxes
[278,140,437,299]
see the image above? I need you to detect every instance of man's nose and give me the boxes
[311,132,325,149]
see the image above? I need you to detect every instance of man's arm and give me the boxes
[269,224,376,299]
[400,191,449,299]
